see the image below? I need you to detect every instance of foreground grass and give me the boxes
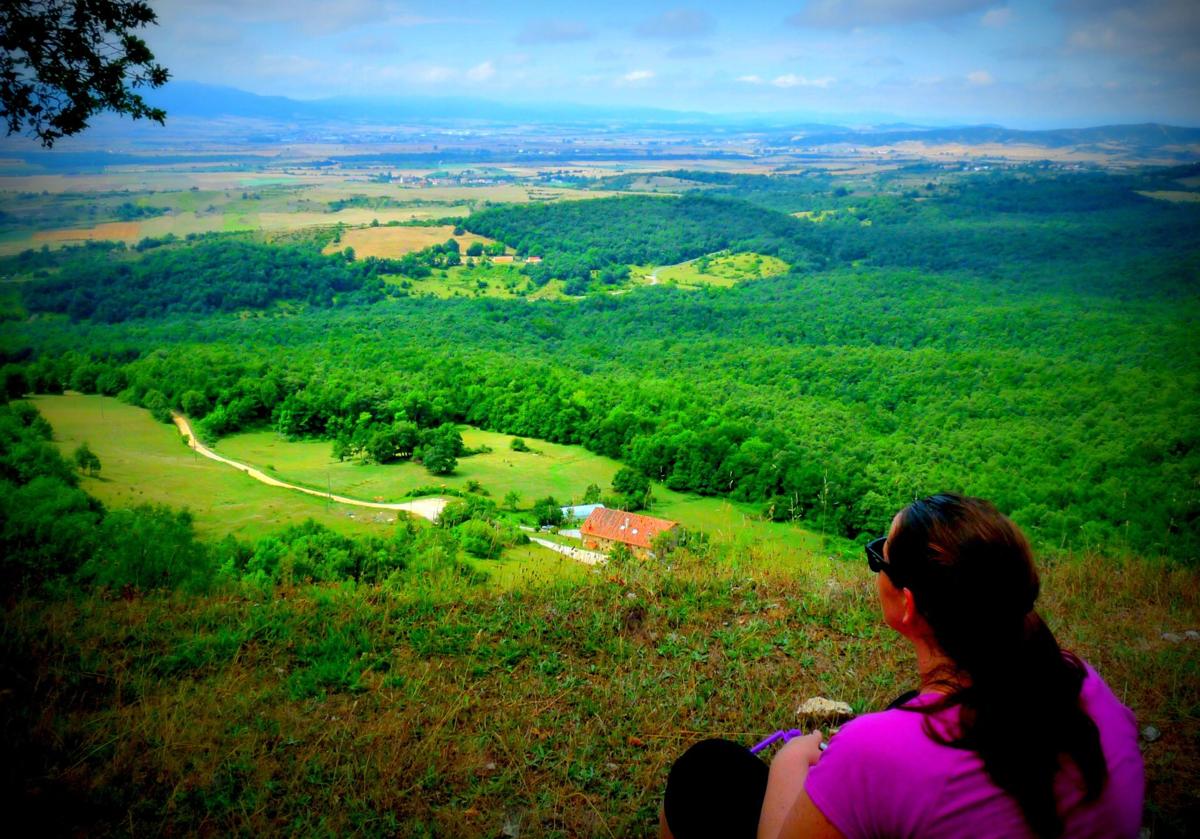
[3,551,1197,837]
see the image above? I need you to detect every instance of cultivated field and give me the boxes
[324,224,499,259]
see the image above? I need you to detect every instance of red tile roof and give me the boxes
[581,508,678,550]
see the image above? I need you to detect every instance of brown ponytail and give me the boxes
[888,494,1107,838]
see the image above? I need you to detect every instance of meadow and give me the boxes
[655,251,791,288]
[4,546,1196,837]
[31,394,402,541]
[214,424,829,563]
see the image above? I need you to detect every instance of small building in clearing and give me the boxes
[581,508,678,557]
[561,503,605,522]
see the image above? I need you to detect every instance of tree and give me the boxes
[423,443,457,475]
[466,241,484,257]
[532,496,563,527]
[582,483,602,504]
[503,490,521,511]
[1,0,170,148]
[73,441,100,476]
[612,467,649,499]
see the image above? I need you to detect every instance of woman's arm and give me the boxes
[757,733,845,839]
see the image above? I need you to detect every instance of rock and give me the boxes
[1140,725,1161,743]
[796,697,854,719]
[1161,632,1184,643]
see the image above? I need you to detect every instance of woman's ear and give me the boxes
[901,588,918,627]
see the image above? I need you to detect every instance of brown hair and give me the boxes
[887,493,1107,838]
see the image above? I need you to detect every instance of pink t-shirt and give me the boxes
[804,664,1144,838]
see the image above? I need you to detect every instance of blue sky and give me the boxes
[147,1,1200,127]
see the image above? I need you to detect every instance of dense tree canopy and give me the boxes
[5,168,1199,561]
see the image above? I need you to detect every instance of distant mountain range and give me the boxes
[149,83,1200,146]
[792,123,1200,149]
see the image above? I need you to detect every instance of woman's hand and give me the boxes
[775,731,824,768]
[758,732,823,835]
[759,731,843,839]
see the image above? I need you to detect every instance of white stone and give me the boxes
[796,697,854,718]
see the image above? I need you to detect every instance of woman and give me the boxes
[662,493,1144,839]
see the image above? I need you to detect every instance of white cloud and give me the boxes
[466,61,496,82]
[967,69,995,85]
[981,7,1012,27]
[416,65,455,83]
[772,74,835,88]
[622,69,655,82]
[737,74,764,84]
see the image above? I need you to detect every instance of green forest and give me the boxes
[7,169,1199,560]
[2,165,1199,836]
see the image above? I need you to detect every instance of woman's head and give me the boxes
[877,493,1041,673]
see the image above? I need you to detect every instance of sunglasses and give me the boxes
[865,536,889,574]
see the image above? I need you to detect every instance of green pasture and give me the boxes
[28,395,620,586]
[389,264,535,300]
[214,425,830,566]
[656,251,790,288]
[31,394,409,542]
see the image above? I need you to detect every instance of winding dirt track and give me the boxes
[171,413,449,522]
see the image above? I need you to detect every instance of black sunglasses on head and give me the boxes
[865,536,889,574]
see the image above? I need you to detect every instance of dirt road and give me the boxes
[171,413,449,522]
[528,536,608,565]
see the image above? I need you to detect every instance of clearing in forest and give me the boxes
[28,394,590,586]
[30,394,414,542]
[656,251,790,288]
[323,224,500,259]
[215,426,828,564]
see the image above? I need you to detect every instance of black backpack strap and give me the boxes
[886,689,921,710]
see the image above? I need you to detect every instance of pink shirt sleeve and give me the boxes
[804,710,942,838]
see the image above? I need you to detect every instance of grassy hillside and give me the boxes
[4,553,1196,837]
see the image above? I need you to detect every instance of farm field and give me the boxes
[655,251,791,288]
[213,426,830,564]
[0,171,632,255]
[325,224,499,259]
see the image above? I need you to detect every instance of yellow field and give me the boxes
[1138,190,1200,203]
[324,224,499,259]
[32,221,141,244]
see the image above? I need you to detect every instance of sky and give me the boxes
[145,0,1200,127]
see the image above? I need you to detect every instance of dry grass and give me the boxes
[31,221,141,243]
[1138,191,1200,203]
[3,548,1196,838]
[322,225,499,259]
